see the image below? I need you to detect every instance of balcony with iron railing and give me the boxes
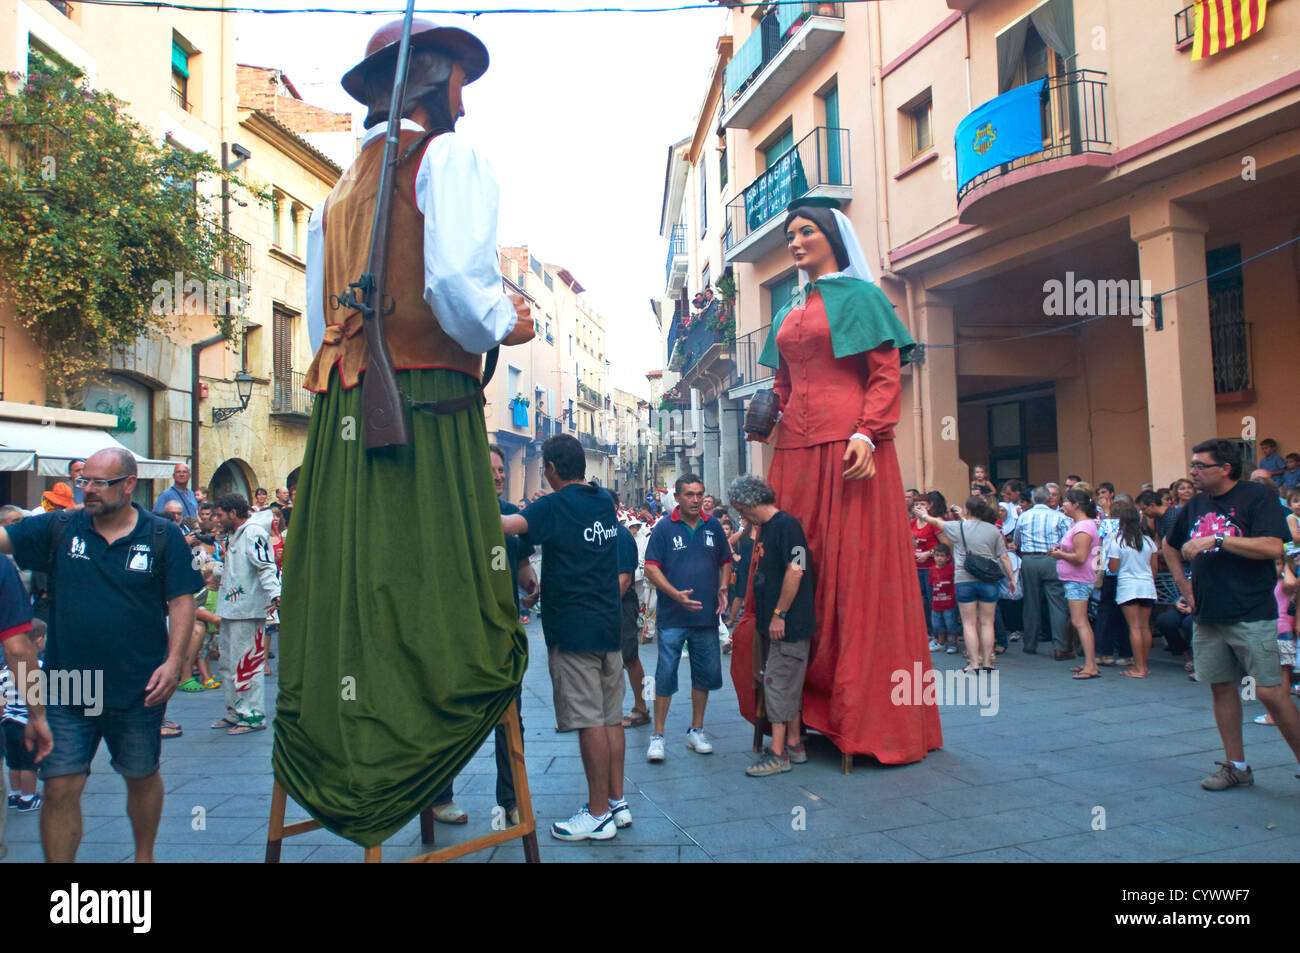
[956,70,1112,226]
[668,310,730,384]
[577,383,602,409]
[48,0,72,16]
[724,126,851,264]
[270,370,314,418]
[170,86,192,113]
[727,325,774,396]
[721,1,845,130]
[201,218,252,291]
[665,223,688,292]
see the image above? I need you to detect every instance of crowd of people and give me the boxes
[907,438,1300,791]
[4,432,1299,857]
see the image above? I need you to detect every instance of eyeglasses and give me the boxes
[1188,462,1227,471]
[74,476,131,490]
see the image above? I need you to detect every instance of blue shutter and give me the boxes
[824,87,842,184]
[171,41,190,78]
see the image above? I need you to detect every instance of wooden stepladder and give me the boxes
[265,701,540,863]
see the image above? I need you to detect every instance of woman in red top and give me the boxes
[732,199,942,766]
[913,491,945,649]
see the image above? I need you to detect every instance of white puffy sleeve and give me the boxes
[305,202,326,354]
[414,134,517,354]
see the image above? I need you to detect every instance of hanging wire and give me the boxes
[923,233,1300,350]
[52,0,833,14]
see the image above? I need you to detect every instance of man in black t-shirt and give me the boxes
[1164,439,1300,792]
[502,435,629,841]
[727,475,816,778]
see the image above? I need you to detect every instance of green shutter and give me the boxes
[824,87,842,184]
[768,273,799,319]
[765,128,794,169]
[172,42,189,78]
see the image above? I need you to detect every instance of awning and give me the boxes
[0,420,178,480]
[0,449,36,472]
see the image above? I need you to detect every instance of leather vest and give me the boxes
[304,129,482,393]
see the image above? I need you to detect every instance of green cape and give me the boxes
[757,275,916,370]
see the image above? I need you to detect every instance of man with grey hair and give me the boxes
[1045,482,1062,511]
[727,475,815,776]
[0,505,23,526]
[0,446,201,861]
[1013,484,1072,658]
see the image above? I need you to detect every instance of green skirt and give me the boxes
[271,369,527,848]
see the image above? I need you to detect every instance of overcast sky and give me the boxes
[234,0,726,400]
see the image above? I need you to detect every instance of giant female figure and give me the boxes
[732,199,942,765]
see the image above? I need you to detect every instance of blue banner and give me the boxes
[512,402,529,428]
[954,79,1046,190]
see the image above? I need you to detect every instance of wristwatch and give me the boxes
[1213,534,1225,552]
[773,608,787,619]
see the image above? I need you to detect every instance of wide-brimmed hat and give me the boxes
[342,18,489,104]
[43,482,75,509]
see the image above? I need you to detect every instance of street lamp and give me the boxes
[212,370,255,424]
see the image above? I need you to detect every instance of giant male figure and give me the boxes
[272,18,534,846]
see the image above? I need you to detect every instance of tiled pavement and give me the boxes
[4,623,1299,863]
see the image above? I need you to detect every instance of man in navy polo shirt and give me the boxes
[643,473,732,763]
[1,447,201,862]
[502,434,629,841]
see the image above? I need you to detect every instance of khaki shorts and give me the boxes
[1194,619,1282,687]
[755,632,810,725]
[548,647,624,732]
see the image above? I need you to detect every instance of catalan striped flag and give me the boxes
[1192,0,1267,61]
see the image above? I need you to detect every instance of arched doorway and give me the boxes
[210,458,255,503]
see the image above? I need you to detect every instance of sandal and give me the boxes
[431,802,469,824]
[622,709,651,729]
[203,678,221,690]
[961,665,980,675]
[161,721,183,738]
[1098,656,1116,667]
[1071,671,1101,680]
[227,721,267,735]
[178,677,204,693]
[1121,669,1147,679]
[211,717,239,730]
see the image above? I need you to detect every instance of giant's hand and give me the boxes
[842,439,876,481]
[503,294,535,346]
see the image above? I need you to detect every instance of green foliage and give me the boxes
[0,54,262,405]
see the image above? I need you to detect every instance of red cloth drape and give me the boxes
[731,291,942,764]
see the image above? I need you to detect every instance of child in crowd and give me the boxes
[994,542,1023,653]
[1258,438,1285,481]
[1,620,44,812]
[929,544,960,654]
[1282,453,1300,491]
[970,465,996,497]
[1256,547,1298,724]
[190,563,222,691]
[1106,502,1159,678]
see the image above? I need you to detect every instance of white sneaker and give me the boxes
[609,799,632,828]
[685,727,713,754]
[928,638,942,651]
[945,644,957,654]
[647,734,666,762]
[550,806,616,841]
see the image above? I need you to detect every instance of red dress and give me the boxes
[731,290,943,764]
